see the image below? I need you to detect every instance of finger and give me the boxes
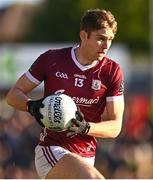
[76,106,80,111]
[40,103,44,108]
[66,131,77,138]
[75,111,83,121]
[71,119,82,127]
[68,126,79,132]
[38,112,43,119]
[73,119,83,126]
[71,119,79,127]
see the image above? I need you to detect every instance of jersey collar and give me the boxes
[71,46,98,71]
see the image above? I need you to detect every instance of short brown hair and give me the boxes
[80,9,117,35]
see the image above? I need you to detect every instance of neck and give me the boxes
[75,46,96,65]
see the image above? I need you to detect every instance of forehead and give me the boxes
[91,28,114,39]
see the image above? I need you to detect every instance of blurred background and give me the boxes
[0,0,152,178]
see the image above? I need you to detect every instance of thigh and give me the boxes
[46,153,105,179]
[35,145,70,178]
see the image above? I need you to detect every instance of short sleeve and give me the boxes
[25,51,49,84]
[106,64,124,99]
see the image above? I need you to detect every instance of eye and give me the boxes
[109,37,113,41]
[98,38,105,42]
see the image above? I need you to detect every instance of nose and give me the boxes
[101,42,108,49]
[101,39,111,50]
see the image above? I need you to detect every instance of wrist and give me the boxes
[83,122,91,135]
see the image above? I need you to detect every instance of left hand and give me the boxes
[27,98,45,127]
[67,110,91,137]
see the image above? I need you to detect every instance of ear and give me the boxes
[80,30,88,42]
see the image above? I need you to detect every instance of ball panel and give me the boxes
[40,94,77,131]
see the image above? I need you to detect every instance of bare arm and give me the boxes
[6,74,38,111]
[88,96,124,138]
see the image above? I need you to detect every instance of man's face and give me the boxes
[81,27,114,61]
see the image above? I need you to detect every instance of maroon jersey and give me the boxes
[25,46,124,157]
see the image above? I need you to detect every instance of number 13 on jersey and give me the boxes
[74,78,84,87]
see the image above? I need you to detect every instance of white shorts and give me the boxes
[35,145,95,178]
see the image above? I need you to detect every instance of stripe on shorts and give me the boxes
[41,146,58,168]
[42,147,54,167]
[48,146,58,163]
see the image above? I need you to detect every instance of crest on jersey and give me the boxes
[91,80,101,90]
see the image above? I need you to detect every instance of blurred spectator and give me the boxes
[0,104,40,178]
[123,94,151,142]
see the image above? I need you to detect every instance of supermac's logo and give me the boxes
[54,89,99,107]
[72,96,100,107]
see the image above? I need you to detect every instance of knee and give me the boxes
[71,153,105,179]
[85,166,105,179]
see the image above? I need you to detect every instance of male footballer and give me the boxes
[6,9,124,179]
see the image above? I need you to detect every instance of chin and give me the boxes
[98,56,104,61]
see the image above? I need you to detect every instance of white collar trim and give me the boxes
[71,46,98,71]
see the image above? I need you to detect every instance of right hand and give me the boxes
[27,98,45,127]
[67,110,91,137]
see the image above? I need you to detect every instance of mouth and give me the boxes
[98,52,105,55]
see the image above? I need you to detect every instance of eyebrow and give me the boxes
[97,34,114,39]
